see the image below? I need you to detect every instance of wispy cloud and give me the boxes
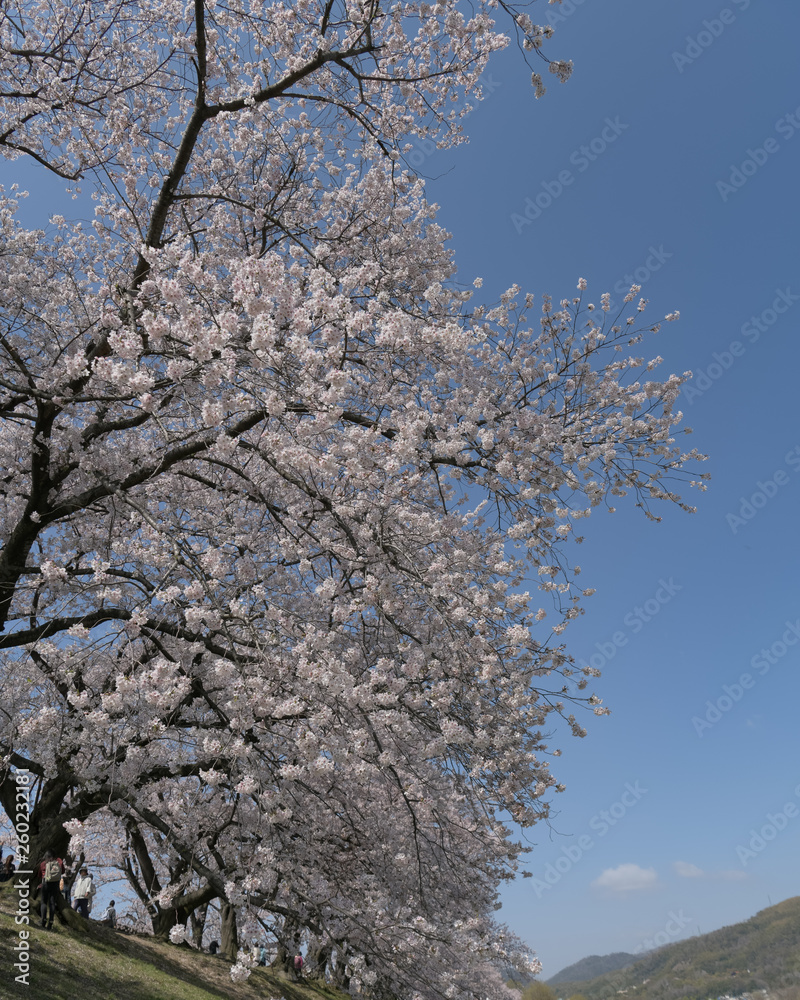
[673,860,747,881]
[673,860,704,878]
[592,863,659,892]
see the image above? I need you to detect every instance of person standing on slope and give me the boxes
[71,866,96,918]
[37,851,65,929]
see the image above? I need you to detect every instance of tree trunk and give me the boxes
[150,886,218,940]
[275,939,292,972]
[190,903,208,949]
[151,906,183,939]
[306,942,332,980]
[273,914,301,972]
[220,902,238,962]
[333,946,351,990]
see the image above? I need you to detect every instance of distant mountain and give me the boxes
[545,896,800,1000]
[548,953,638,985]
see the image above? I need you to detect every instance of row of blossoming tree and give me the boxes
[0,0,705,993]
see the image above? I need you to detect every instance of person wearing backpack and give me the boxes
[37,850,64,929]
[293,952,304,980]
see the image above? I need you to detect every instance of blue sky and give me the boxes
[417,0,800,977]
[3,0,799,976]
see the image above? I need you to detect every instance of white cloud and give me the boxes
[592,863,659,892]
[673,860,704,878]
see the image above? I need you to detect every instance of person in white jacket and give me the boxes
[71,867,96,919]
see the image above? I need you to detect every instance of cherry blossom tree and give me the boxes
[0,0,705,994]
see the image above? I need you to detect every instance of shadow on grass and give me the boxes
[0,884,344,1000]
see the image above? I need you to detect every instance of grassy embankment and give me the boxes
[0,881,345,1000]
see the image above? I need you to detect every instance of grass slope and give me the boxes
[551,897,800,1000]
[0,883,345,1000]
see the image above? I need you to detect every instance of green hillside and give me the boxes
[551,897,800,1000]
[0,881,344,1000]
[548,953,638,985]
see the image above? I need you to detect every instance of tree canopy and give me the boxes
[0,1,704,995]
